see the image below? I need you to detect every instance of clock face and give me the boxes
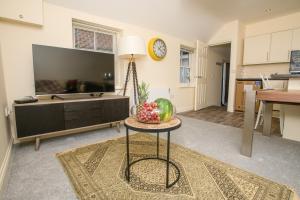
[148,38,167,60]
[153,39,167,59]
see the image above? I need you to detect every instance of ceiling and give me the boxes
[46,0,300,41]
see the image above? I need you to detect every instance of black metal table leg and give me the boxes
[166,131,170,188]
[157,132,159,158]
[126,127,130,182]
[124,117,182,189]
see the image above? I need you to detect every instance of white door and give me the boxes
[292,28,300,50]
[269,30,293,63]
[194,41,208,110]
[243,34,271,65]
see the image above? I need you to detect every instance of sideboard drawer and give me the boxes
[64,101,102,112]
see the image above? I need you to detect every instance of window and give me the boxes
[180,49,191,84]
[73,21,116,54]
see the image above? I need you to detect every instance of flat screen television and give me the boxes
[32,44,115,95]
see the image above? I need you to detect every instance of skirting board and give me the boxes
[0,138,13,196]
[177,106,194,113]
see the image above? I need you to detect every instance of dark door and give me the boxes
[15,104,65,138]
[102,98,129,123]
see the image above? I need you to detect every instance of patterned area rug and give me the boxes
[57,133,297,200]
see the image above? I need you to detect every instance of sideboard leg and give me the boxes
[35,137,40,151]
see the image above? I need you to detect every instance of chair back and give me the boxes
[260,74,272,90]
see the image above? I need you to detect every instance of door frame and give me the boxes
[194,41,232,111]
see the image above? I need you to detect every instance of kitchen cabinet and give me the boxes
[243,28,300,65]
[235,80,261,112]
[292,28,300,50]
[269,30,293,63]
[243,34,271,65]
[0,0,43,26]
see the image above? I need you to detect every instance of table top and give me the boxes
[256,90,300,104]
[124,117,182,132]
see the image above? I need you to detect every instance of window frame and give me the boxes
[179,47,195,87]
[72,23,117,54]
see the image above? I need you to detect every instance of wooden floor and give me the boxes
[179,106,281,136]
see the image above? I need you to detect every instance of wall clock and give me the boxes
[148,38,167,61]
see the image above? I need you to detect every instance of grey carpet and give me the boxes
[2,116,300,199]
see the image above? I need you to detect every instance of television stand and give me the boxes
[51,95,65,100]
[13,95,129,150]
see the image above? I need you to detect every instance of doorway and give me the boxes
[206,43,231,108]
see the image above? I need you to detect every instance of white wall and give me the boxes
[0,43,11,195]
[208,20,245,112]
[241,12,300,78]
[0,2,199,113]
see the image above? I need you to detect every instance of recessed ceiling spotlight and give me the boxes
[264,8,272,13]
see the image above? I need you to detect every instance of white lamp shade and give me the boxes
[118,35,146,58]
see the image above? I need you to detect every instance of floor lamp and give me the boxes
[118,36,146,105]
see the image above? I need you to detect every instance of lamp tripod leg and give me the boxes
[132,63,140,105]
[132,64,138,105]
[123,56,140,105]
[123,62,131,96]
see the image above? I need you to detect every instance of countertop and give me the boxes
[236,78,262,81]
[237,74,300,81]
[236,77,290,81]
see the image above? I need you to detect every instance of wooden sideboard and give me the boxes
[13,95,129,149]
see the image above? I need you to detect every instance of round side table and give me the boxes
[124,116,182,188]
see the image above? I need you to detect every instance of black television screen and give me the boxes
[32,44,115,95]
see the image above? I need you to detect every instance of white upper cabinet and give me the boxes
[269,30,293,63]
[0,0,43,26]
[243,34,271,65]
[243,28,300,65]
[292,28,300,50]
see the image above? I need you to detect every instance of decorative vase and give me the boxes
[131,98,175,124]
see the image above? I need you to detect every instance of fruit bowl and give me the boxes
[135,102,160,124]
[131,98,175,124]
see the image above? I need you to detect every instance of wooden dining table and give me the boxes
[241,87,300,157]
